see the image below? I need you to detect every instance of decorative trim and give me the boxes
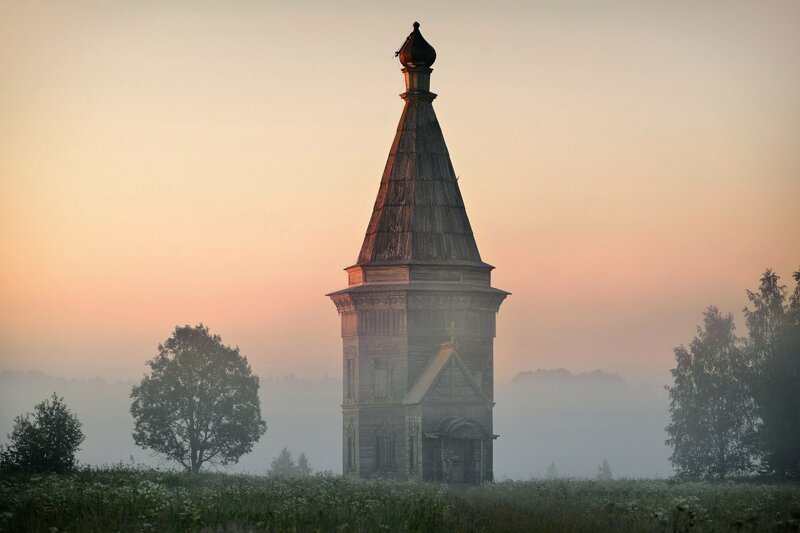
[408,293,506,312]
[352,293,407,308]
[331,291,506,313]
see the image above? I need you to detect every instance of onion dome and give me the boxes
[397,22,437,68]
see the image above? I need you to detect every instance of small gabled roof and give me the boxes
[403,342,490,405]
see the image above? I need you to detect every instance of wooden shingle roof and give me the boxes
[357,38,486,268]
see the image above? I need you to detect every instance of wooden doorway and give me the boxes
[441,438,483,483]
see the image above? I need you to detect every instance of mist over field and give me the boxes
[0,368,669,479]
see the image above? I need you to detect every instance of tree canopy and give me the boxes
[666,307,757,479]
[0,393,85,473]
[666,268,800,480]
[545,462,559,480]
[596,459,613,481]
[130,324,267,472]
[268,447,313,478]
[745,269,800,478]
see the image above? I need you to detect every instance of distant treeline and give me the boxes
[666,268,800,479]
[0,369,671,479]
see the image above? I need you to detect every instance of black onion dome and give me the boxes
[397,22,436,68]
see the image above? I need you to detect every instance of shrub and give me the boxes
[0,392,85,473]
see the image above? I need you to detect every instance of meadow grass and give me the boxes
[1,466,799,532]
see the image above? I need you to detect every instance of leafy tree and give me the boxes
[666,307,757,479]
[297,452,312,476]
[268,447,313,477]
[0,393,84,473]
[596,459,613,481]
[130,324,267,472]
[746,268,800,478]
[269,447,296,477]
[545,461,559,480]
[745,268,786,367]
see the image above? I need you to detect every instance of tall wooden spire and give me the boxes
[357,23,485,267]
[329,22,508,483]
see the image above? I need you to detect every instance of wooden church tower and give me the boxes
[327,22,508,483]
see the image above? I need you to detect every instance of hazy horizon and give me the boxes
[2,3,799,386]
[0,366,672,479]
[0,363,671,388]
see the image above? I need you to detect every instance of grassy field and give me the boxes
[1,467,799,532]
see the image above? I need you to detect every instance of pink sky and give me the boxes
[1,1,798,385]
